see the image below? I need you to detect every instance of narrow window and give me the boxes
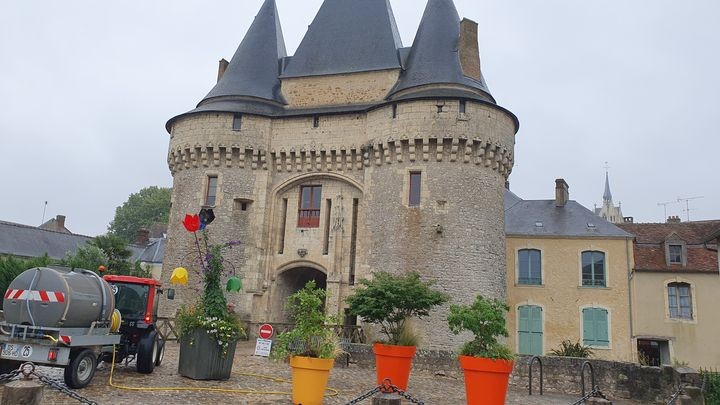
[241,202,248,211]
[205,176,218,206]
[278,198,288,254]
[436,105,444,113]
[392,104,398,119]
[668,282,692,319]
[232,114,242,131]
[298,185,322,228]
[518,249,542,285]
[409,172,422,207]
[322,199,332,255]
[313,115,320,128]
[349,198,359,285]
[459,100,467,114]
[581,251,606,287]
[582,307,610,347]
[668,245,682,264]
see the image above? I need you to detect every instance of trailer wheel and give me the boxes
[154,338,165,367]
[137,331,157,374]
[64,349,97,389]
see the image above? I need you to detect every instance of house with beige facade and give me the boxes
[505,180,634,362]
[618,220,720,369]
[162,0,518,349]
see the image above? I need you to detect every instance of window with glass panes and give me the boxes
[409,172,421,207]
[581,251,606,287]
[298,185,322,228]
[205,176,218,206]
[668,245,682,264]
[518,249,542,285]
[668,282,692,319]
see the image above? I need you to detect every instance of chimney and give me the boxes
[555,179,569,207]
[56,215,66,230]
[667,216,682,224]
[458,18,482,81]
[217,58,229,82]
[136,229,150,246]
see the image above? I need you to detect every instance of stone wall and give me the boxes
[344,344,693,404]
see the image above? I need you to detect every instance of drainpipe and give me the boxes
[626,237,635,361]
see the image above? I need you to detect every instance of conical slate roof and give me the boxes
[390,0,493,102]
[200,0,287,105]
[281,0,403,78]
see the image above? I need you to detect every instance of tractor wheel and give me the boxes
[154,338,166,367]
[136,331,158,374]
[64,349,97,389]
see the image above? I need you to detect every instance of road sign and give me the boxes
[259,324,274,339]
[254,338,273,357]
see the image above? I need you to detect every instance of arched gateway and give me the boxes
[272,266,328,322]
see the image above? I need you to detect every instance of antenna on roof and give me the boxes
[40,201,48,225]
[677,196,704,222]
[657,200,676,221]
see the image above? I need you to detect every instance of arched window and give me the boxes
[518,249,542,285]
[581,251,606,287]
[667,282,693,320]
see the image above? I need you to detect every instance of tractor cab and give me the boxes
[102,275,170,374]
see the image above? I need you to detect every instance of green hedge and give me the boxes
[702,369,720,405]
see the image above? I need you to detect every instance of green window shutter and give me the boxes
[518,306,530,354]
[596,309,609,347]
[530,306,543,355]
[582,308,595,346]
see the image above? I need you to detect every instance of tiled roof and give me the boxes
[0,220,93,260]
[128,238,166,264]
[617,221,720,273]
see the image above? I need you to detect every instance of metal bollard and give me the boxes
[372,392,402,405]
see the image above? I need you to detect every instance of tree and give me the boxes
[108,186,171,242]
[0,255,53,309]
[59,245,108,272]
[91,234,133,275]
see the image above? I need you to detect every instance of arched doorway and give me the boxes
[274,266,327,322]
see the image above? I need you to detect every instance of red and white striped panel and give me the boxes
[4,289,65,303]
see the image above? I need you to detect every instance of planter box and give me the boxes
[178,328,237,380]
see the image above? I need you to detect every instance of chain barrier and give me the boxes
[569,386,608,405]
[345,379,425,405]
[0,362,101,405]
[666,383,686,405]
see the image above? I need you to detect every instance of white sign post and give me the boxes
[254,338,273,357]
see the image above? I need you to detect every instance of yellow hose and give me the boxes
[108,345,339,397]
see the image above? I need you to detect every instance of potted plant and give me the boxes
[171,209,246,380]
[346,271,449,390]
[272,280,340,405]
[448,295,515,405]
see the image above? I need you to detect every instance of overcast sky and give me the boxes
[1,1,718,236]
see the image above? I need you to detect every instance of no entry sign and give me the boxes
[258,323,274,339]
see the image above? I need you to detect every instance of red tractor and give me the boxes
[102,275,169,374]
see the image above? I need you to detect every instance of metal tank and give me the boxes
[3,267,115,328]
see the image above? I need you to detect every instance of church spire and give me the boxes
[603,171,613,203]
[200,0,287,105]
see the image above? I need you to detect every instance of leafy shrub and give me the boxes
[346,271,449,345]
[550,340,594,358]
[447,295,514,360]
[702,369,720,404]
[272,280,340,360]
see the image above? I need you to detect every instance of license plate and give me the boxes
[1,343,33,359]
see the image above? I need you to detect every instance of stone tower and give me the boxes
[163,0,518,350]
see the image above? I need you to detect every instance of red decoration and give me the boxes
[182,214,201,233]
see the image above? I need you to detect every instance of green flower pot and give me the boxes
[178,328,236,380]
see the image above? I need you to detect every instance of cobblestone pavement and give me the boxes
[4,341,648,405]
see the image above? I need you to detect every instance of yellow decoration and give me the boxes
[170,267,189,286]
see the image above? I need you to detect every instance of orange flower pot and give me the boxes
[373,343,416,391]
[459,355,514,405]
[289,356,334,405]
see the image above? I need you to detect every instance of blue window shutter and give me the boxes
[596,309,609,347]
[518,306,530,354]
[582,309,595,346]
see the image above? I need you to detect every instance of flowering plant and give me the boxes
[172,208,245,354]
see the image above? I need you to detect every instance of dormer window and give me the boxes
[668,245,682,264]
